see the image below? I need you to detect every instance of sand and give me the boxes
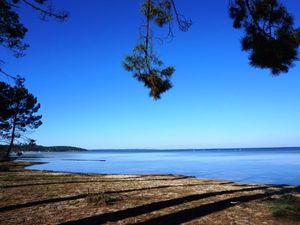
[0,161,299,225]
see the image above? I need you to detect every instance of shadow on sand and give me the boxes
[56,185,300,225]
[0,183,208,212]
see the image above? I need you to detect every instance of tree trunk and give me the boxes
[6,116,17,158]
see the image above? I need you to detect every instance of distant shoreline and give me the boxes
[86,147,300,151]
[1,146,299,153]
[0,145,87,153]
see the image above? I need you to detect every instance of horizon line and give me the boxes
[86,146,300,151]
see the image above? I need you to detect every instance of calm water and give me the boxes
[19,148,300,185]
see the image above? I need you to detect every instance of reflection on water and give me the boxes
[19,148,300,185]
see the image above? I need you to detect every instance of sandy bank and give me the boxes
[0,161,299,225]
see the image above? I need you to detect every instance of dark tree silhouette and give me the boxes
[0,0,68,83]
[1,0,299,100]
[0,0,28,58]
[229,0,300,74]
[0,0,68,60]
[124,0,191,100]
[0,1,66,158]
[125,0,299,99]
[0,78,42,157]
[0,81,13,144]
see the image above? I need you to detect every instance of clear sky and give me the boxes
[1,0,300,149]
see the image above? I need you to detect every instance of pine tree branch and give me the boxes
[22,0,68,21]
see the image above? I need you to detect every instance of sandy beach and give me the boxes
[0,161,299,225]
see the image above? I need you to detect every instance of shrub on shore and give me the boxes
[86,192,123,206]
[271,194,300,220]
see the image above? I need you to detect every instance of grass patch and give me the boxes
[271,194,300,220]
[86,192,123,206]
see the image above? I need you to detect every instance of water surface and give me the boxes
[19,148,300,185]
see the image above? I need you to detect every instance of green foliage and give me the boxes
[9,79,42,131]
[271,194,300,220]
[124,44,174,100]
[124,0,189,100]
[0,81,13,135]
[86,192,123,206]
[0,1,65,156]
[141,0,173,27]
[0,0,29,57]
[0,0,68,59]
[229,0,300,74]
[2,0,300,101]
[0,78,42,155]
[0,144,86,153]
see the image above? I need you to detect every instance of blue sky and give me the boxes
[1,0,300,149]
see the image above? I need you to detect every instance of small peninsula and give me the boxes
[0,145,87,153]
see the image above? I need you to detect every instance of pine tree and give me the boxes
[0,81,13,144]
[1,0,299,99]
[229,0,300,74]
[1,78,42,157]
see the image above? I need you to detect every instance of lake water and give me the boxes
[19,148,300,185]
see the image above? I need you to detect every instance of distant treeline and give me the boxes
[0,145,87,153]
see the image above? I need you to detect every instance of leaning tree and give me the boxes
[0,78,42,157]
[0,0,67,156]
[0,81,13,145]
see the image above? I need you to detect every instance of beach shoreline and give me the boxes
[1,160,299,224]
